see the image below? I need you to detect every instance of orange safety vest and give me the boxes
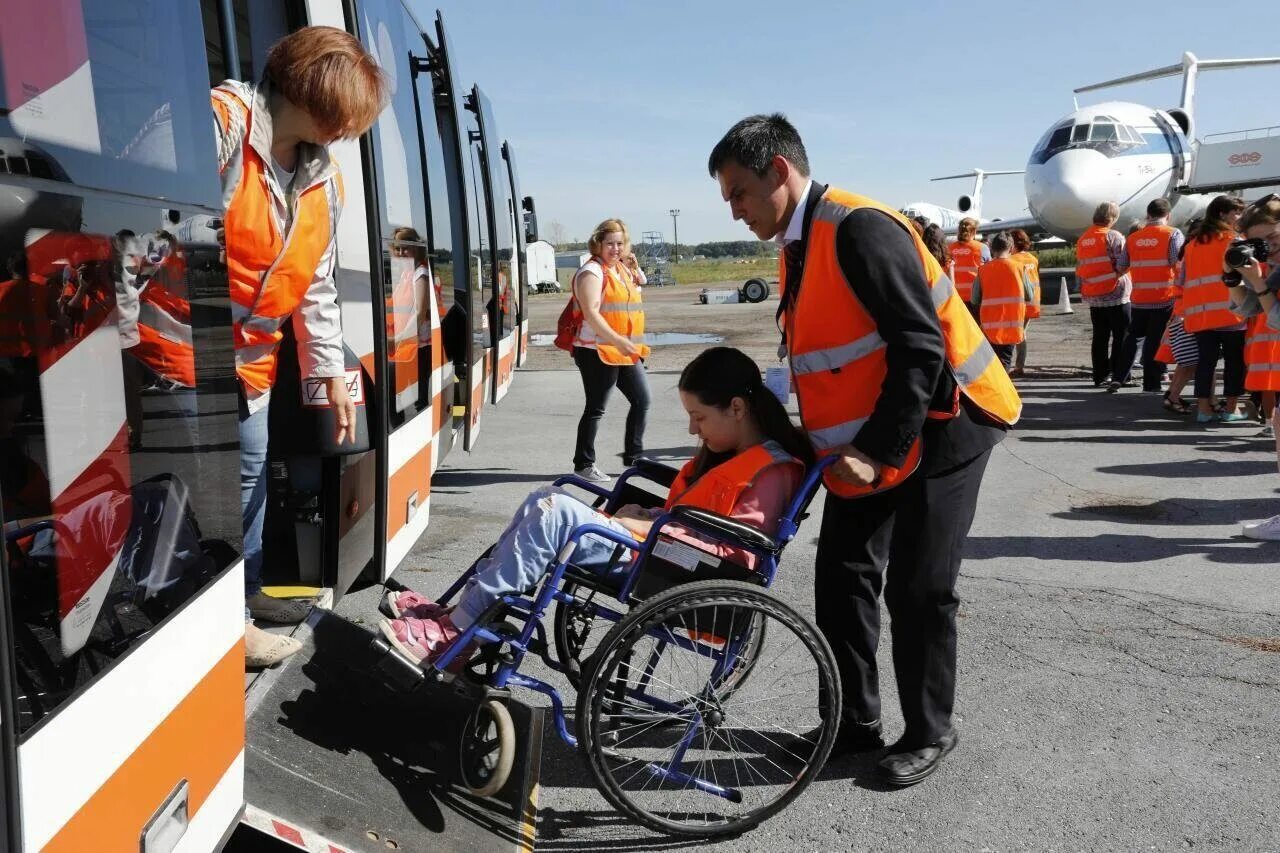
[0,275,50,358]
[1075,225,1120,299]
[212,83,343,393]
[665,440,802,515]
[949,239,984,302]
[1125,224,1178,305]
[132,255,196,388]
[1245,264,1280,390]
[977,258,1027,345]
[1181,232,1241,333]
[578,257,650,365]
[780,187,1021,498]
[1011,250,1041,319]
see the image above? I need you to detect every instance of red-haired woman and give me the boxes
[212,26,388,666]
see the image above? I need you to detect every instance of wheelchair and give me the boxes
[379,456,842,838]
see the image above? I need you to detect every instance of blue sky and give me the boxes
[411,1,1280,243]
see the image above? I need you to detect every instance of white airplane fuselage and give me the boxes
[1025,100,1211,240]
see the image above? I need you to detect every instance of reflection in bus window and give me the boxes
[0,0,220,209]
[0,202,239,735]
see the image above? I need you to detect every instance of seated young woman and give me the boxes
[379,346,814,665]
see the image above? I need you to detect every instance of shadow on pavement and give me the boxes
[1095,459,1278,478]
[965,533,1277,564]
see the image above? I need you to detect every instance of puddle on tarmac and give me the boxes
[531,332,724,347]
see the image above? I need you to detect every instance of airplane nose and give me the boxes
[1026,149,1113,239]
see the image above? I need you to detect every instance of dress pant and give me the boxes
[814,449,992,748]
[1118,305,1172,390]
[1089,304,1131,385]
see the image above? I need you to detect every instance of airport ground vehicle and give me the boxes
[377,457,843,838]
[0,0,539,849]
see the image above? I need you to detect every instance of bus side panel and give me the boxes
[21,568,245,852]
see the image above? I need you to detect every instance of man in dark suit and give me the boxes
[708,114,1011,785]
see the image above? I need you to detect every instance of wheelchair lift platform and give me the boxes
[241,609,542,852]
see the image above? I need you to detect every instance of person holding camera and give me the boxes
[1182,195,1248,423]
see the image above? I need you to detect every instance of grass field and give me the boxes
[660,257,777,285]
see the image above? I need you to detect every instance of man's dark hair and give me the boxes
[990,232,1012,254]
[1146,197,1171,219]
[707,113,810,178]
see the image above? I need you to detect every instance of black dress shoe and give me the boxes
[832,718,884,754]
[877,729,958,786]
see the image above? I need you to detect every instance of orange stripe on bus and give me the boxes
[44,639,245,852]
[387,439,432,542]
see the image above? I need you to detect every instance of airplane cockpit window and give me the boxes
[1032,115,1149,164]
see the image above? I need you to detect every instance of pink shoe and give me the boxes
[382,589,446,619]
[379,614,459,665]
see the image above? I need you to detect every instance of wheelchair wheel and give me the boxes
[575,580,840,838]
[554,580,768,697]
[459,699,515,798]
[552,580,608,689]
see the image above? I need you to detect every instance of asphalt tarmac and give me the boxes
[339,287,1280,851]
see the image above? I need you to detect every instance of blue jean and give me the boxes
[239,395,270,606]
[453,486,634,630]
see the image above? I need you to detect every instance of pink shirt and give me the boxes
[659,463,804,571]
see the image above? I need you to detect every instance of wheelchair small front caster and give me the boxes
[459,699,515,797]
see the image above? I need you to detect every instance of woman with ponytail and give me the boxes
[378,347,811,664]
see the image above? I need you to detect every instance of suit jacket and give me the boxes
[782,182,1005,475]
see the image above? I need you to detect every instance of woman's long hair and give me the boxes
[1009,228,1033,254]
[677,347,815,482]
[1188,195,1245,244]
[922,224,950,269]
[957,217,978,243]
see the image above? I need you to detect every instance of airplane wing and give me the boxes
[974,214,1048,238]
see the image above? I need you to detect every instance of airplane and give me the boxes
[909,53,1280,242]
[901,169,1024,233]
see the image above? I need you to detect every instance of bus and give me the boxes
[0,0,536,848]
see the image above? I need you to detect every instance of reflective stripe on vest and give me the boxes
[665,440,801,515]
[215,83,342,392]
[781,188,1021,498]
[1125,224,1177,304]
[1181,232,1241,332]
[1075,226,1119,298]
[1012,251,1041,319]
[583,258,650,366]
[977,258,1027,345]
[949,240,984,301]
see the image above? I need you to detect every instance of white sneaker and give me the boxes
[1242,514,1280,541]
[245,622,302,667]
[573,465,612,483]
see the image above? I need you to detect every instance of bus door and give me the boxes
[0,2,245,848]
[353,0,448,573]
[427,14,487,453]
[467,87,518,404]
[501,141,535,368]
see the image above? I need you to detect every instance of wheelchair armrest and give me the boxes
[628,457,680,488]
[666,505,782,556]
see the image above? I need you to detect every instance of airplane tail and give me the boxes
[930,169,1024,223]
[1073,53,1280,139]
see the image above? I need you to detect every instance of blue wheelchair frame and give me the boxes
[421,455,835,803]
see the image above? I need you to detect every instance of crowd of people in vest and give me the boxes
[909,193,1280,542]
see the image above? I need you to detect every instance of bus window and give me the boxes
[0,205,240,735]
[474,92,516,340]
[0,0,221,211]
[359,0,432,423]
[417,75,458,422]
[199,0,302,86]
[466,136,492,353]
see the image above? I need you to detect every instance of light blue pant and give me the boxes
[453,486,634,630]
[239,395,270,613]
